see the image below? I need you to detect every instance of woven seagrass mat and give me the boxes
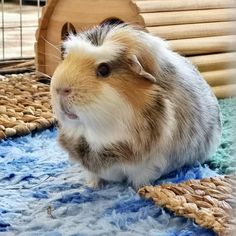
[139,175,236,236]
[0,72,54,140]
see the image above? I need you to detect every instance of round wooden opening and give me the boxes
[100,17,124,26]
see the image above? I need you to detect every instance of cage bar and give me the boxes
[0,0,43,61]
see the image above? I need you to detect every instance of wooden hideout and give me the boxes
[35,0,236,98]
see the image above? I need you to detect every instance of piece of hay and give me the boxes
[138,175,236,236]
[0,73,54,139]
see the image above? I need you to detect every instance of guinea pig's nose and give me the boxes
[56,88,72,96]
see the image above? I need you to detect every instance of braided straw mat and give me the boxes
[0,73,54,139]
[139,175,236,236]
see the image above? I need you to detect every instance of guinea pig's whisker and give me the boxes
[41,36,61,53]
[35,70,52,79]
[37,50,61,61]
[35,64,51,68]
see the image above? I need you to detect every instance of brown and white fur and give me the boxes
[50,23,221,189]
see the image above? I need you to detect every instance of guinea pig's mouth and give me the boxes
[60,100,78,120]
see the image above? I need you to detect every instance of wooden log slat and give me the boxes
[169,35,236,56]
[189,52,236,72]
[0,59,33,68]
[0,60,35,74]
[135,0,236,13]
[141,9,236,27]
[147,21,236,40]
[201,69,236,86]
[212,84,236,98]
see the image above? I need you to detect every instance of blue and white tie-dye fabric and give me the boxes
[0,128,217,236]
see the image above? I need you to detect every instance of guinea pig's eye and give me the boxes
[96,63,111,78]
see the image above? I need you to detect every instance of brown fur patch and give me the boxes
[51,53,104,107]
[59,132,137,173]
[106,69,154,111]
[131,87,168,153]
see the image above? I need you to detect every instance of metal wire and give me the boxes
[1,0,5,59]
[37,0,40,20]
[19,0,23,57]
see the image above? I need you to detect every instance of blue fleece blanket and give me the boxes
[1,98,235,236]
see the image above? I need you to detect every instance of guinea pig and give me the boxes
[50,23,221,189]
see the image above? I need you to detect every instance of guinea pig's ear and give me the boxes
[128,55,157,83]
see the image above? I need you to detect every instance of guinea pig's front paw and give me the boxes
[86,174,104,189]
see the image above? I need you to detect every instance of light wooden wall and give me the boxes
[135,0,236,98]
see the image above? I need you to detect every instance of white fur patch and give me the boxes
[55,84,134,151]
[160,99,176,147]
[77,84,135,150]
[63,35,124,64]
